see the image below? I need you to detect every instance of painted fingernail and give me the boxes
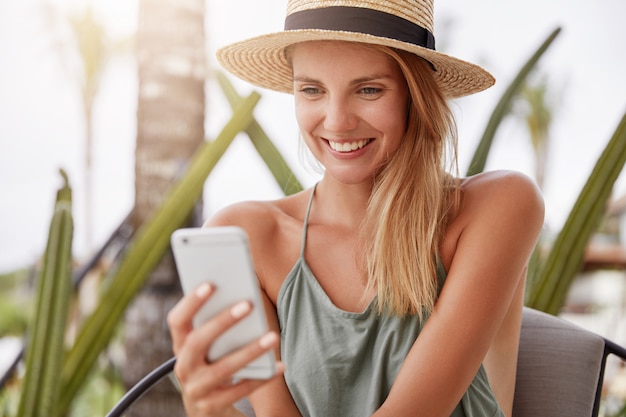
[259,332,278,349]
[230,301,251,319]
[195,283,212,298]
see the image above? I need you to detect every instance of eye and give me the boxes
[360,87,382,95]
[357,86,385,99]
[297,86,323,96]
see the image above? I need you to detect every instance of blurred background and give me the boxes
[1,0,625,416]
[1,0,625,271]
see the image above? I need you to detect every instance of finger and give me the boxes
[186,329,281,394]
[167,283,214,354]
[184,361,285,415]
[191,370,284,415]
[175,299,254,374]
[211,331,281,382]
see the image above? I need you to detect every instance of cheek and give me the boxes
[372,101,408,137]
[391,97,410,135]
[380,111,408,149]
[294,100,318,133]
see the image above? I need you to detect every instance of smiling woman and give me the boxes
[1,1,625,414]
[167,1,544,417]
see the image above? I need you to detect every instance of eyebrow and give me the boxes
[293,76,319,84]
[293,73,396,85]
[351,74,396,85]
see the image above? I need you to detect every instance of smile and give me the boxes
[327,139,372,153]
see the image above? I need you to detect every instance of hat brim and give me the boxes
[217,29,495,99]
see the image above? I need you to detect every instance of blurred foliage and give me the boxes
[525,111,626,313]
[1,20,625,417]
[17,170,73,417]
[67,356,125,417]
[461,26,626,315]
[0,85,297,416]
[514,74,561,189]
[466,27,561,177]
[0,269,31,292]
[57,93,261,416]
[0,269,33,337]
[216,71,304,195]
[0,297,30,337]
[0,375,20,417]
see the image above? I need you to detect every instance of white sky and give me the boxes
[0,0,625,272]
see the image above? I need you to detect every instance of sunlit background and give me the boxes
[1,0,626,413]
[1,0,625,272]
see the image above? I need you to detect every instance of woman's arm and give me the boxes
[482,268,526,415]
[374,171,544,417]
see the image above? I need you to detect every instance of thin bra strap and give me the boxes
[300,183,318,258]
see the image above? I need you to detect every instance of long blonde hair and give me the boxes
[361,46,460,318]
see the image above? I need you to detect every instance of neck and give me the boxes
[313,176,372,230]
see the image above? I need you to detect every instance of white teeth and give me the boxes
[328,139,370,152]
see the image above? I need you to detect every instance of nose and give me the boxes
[323,95,358,133]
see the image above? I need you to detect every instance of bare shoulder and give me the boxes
[460,170,544,221]
[203,191,310,240]
[461,169,541,196]
[443,170,544,267]
[203,199,281,231]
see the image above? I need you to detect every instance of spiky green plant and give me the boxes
[17,170,73,417]
[526,112,626,313]
[466,27,561,176]
[216,71,303,195]
[464,25,626,315]
[55,93,261,416]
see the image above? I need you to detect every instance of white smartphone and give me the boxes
[170,226,276,380]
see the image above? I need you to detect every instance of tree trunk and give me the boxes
[124,0,206,415]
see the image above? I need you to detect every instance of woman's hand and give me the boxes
[168,283,284,417]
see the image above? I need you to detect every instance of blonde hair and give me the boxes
[361,46,460,318]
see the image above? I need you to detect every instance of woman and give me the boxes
[167,1,545,416]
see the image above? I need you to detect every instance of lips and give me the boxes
[327,138,372,153]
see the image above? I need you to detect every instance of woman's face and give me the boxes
[291,41,409,185]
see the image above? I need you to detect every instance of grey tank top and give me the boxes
[276,185,505,417]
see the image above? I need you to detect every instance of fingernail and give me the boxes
[195,283,212,298]
[259,332,278,349]
[230,301,251,319]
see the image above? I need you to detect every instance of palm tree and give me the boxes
[514,74,559,190]
[67,4,107,252]
[42,1,109,253]
[123,0,207,415]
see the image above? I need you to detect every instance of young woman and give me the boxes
[167,1,545,416]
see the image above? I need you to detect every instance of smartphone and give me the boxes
[170,226,276,380]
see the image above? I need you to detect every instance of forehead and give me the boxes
[289,41,401,75]
[289,40,385,59]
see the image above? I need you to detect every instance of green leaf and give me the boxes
[216,71,303,195]
[466,27,561,176]
[526,111,626,314]
[55,93,261,416]
[17,170,74,417]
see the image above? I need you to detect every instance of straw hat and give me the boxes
[217,0,495,98]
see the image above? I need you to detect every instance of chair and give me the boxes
[105,307,626,416]
[513,307,626,417]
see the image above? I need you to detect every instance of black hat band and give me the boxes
[284,6,436,50]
